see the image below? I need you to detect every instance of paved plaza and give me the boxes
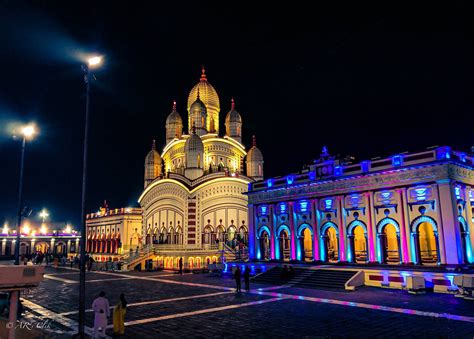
[16,266,474,338]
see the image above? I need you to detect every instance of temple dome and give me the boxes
[185,126,204,169]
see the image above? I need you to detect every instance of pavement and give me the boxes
[6,265,474,338]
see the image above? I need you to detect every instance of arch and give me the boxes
[257,225,271,238]
[376,217,400,234]
[458,216,472,264]
[320,221,338,236]
[276,224,291,236]
[347,220,367,235]
[297,223,313,237]
[276,224,291,261]
[411,215,439,265]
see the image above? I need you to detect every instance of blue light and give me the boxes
[267,179,274,188]
[361,161,370,173]
[460,152,467,162]
[334,166,343,176]
[261,265,267,272]
[257,249,261,259]
[279,203,287,214]
[381,192,391,201]
[286,175,295,185]
[309,171,316,181]
[299,200,309,213]
[436,146,452,160]
[454,186,461,200]
[224,263,228,272]
[470,190,474,202]
[260,205,268,215]
[324,199,332,210]
[392,155,403,167]
[414,188,427,201]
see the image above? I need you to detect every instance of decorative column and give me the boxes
[337,196,346,262]
[365,192,377,262]
[248,204,256,260]
[347,234,354,263]
[397,188,411,264]
[436,180,460,264]
[270,204,276,260]
[465,186,474,263]
[50,238,55,254]
[311,199,320,261]
[289,202,296,260]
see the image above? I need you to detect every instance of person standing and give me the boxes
[92,291,110,338]
[235,266,241,293]
[244,267,250,292]
[178,257,183,275]
[113,293,127,336]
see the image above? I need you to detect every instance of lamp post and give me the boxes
[78,55,102,338]
[14,124,36,265]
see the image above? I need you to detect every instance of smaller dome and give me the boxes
[247,135,263,162]
[145,140,162,165]
[190,97,207,115]
[225,98,242,124]
[185,125,204,168]
[166,101,183,125]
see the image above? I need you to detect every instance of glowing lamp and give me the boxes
[22,225,30,235]
[88,56,102,67]
[40,225,47,235]
[65,225,72,234]
[2,225,8,234]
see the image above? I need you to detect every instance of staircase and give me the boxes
[293,269,357,290]
[121,244,155,270]
[252,266,357,290]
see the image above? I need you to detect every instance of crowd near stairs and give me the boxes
[252,266,357,290]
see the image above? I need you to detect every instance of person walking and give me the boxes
[178,257,183,275]
[234,266,242,293]
[92,291,110,338]
[244,266,250,292]
[113,293,127,336]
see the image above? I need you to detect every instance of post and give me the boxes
[78,66,91,337]
[8,290,19,339]
[14,137,26,266]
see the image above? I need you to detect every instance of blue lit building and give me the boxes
[246,146,473,266]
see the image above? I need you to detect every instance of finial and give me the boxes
[321,146,329,157]
[196,87,200,100]
[200,65,207,81]
[192,122,196,135]
[231,97,235,110]
[152,139,156,150]
[252,135,257,147]
[172,100,177,111]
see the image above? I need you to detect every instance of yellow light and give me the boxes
[40,225,47,235]
[65,225,72,234]
[21,124,36,139]
[88,56,102,67]
[2,224,8,234]
[22,225,30,235]
[39,209,49,219]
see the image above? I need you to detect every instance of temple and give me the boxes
[246,146,473,266]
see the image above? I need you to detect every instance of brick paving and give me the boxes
[16,266,474,338]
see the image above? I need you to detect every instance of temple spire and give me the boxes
[252,135,257,147]
[200,65,207,81]
[231,97,235,110]
[172,100,177,111]
[196,87,200,100]
[152,139,156,150]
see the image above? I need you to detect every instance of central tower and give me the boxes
[187,66,220,134]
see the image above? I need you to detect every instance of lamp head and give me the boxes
[21,125,36,139]
[88,56,102,67]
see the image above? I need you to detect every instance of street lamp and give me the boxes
[14,123,36,265]
[78,55,102,338]
[39,209,49,223]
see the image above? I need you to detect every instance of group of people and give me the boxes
[92,291,127,338]
[233,266,251,292]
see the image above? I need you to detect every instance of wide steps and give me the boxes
[252,266,357,290]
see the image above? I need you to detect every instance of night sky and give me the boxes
[0,2,473,227]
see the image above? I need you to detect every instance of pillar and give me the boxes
[311,199,320,261]
[248,204,256,260]
[270,204,276,259]
[337,196,346,262]
[364,192,377,262]
[397,188,412,263]
[465,186,474,263]
[289,202,296,260]
[436,180,462,264]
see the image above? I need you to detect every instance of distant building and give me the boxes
[247,146,473,266]
[85,202,142,262]
[0,220,80,259]
[138,67,264,269]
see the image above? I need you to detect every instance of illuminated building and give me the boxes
[85,202,142,262]
[138,67,264,269]
[0,221,80,258]
[247,146,473,266]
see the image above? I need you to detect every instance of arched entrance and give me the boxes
[297,224,313,262]
[35,241,50,254]
[55,242,66,254]
[459,216,472,264]
[203,225,213,245]
[376,217,401,264]
[411,216,440,265]
[321,222,339,262]
[257,226,271,260]
[276,225,291,261]
[347,221,368,263]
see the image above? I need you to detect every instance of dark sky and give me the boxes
[0,1,473,227]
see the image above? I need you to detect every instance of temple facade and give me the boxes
[138,68,264,269]
[247,146,473,266]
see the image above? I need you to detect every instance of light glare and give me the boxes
[88,56,102,67]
